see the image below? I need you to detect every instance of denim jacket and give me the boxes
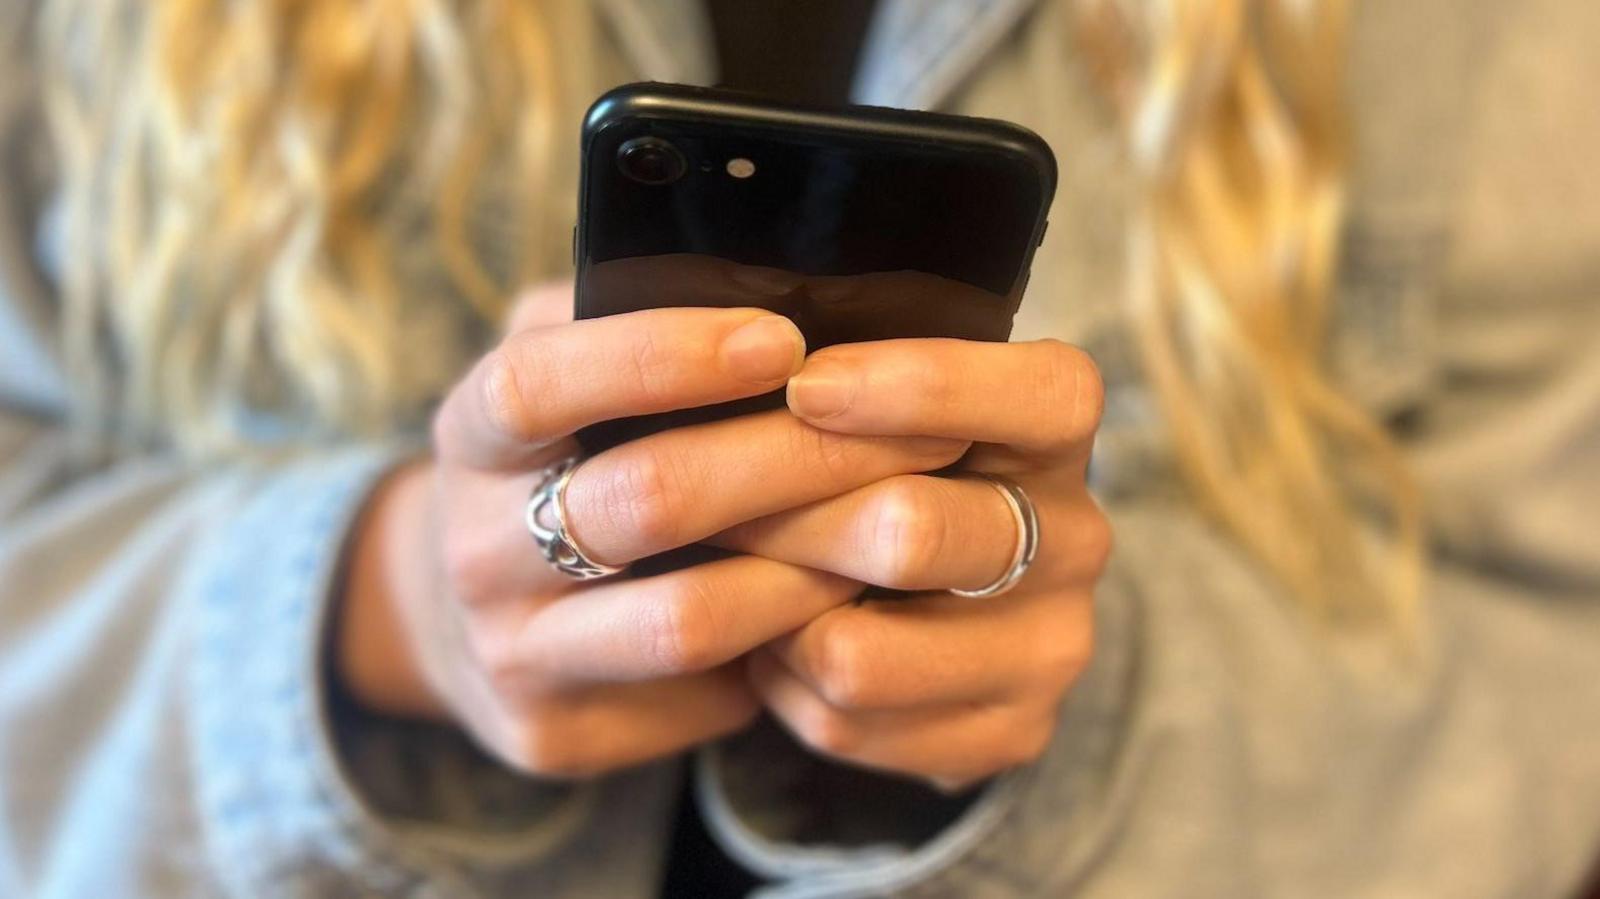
[3,1,1600,897]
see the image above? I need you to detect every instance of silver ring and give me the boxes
[948,473,1040,599]
[525,456,624,581]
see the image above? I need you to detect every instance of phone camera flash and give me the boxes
[726,157,756,179]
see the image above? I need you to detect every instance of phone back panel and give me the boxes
[574,83,1056,455]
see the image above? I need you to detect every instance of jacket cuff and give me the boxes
[695,724,1030,896]
[694,520,1142,899]
[183,448,596,896]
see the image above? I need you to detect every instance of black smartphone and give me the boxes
[573,82,1057,455]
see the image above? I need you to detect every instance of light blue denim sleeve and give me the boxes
[0,426,678,898]
[184,448,602,896]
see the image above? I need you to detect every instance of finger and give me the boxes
[436,306,806,469]
[709,473,1024,592]
[436,465,595,605]
[714,474,1113,593]
[485,665,761,778]
[747,650,1058,787]
[765,588,1094,712]
[439,426,974,606]
[559,409,969,566]
[785,338,1104,461]
[489,554,864,685]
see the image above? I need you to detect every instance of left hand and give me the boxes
[708,337,1111,790]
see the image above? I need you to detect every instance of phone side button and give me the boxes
[571,225,578,267]
[1037,219,1049,247]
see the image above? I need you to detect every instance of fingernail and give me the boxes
[721,315,805,383]
[787,357,857,420]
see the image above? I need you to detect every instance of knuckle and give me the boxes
[626,327,678,405]
[958,713,1055,779]
[1005,717,1057,767]
[1081,509,1115,579]
[504,715,596,779]
[867,479,947,590]
[1065,502,1115,581]
[600,446,687,550]
[931,772,985,794]
[462,617,515,681]
[465,611,554,696]
[705,685,764,738]
[642,578,728,674]
[1033,340,1105,452]
[1034,614,1094,688]
[479,343,543,443]
[796,700,861,756]
[1076,604,1097,667]
[809,622,883,710]
[440,528,497,606]
[482,653,528,700]
[429,403,456,456]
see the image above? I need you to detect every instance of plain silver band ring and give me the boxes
[525,456,624,581]
[947,472,1040,599]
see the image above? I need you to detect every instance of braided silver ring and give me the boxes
[947,472,1040,599]
[525,456,624,581]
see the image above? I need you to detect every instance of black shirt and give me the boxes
[704,0,879,106]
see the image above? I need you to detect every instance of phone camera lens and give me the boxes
[617,137,687,185]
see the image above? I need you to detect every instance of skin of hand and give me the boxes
[713,333,1110,790]
[341,280,1110,789]
[339,283,971,777]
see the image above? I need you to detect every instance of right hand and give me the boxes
[338,285,969,778]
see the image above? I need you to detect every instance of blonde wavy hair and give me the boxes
[1077,0,1421,622]
[39,0,1419,621]
[41,0,571,452]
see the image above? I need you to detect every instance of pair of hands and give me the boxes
[340,282,1110,790]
